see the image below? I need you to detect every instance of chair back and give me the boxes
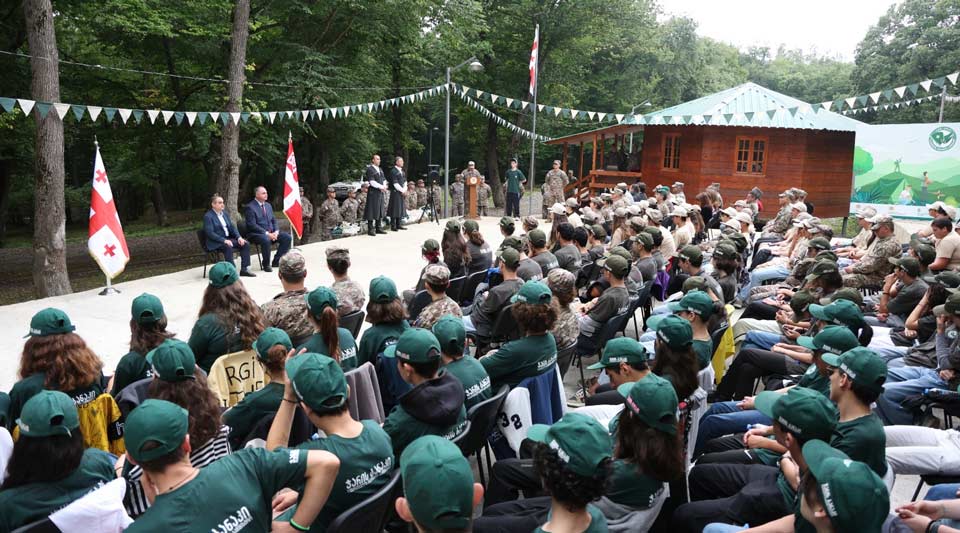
[490,304,520,343]
[206,349,268,408]
[556,341,577,378]
[115,377,153,419]
[237,219,249,238]
[340,310,365,339]
[11,518,58,533]
[575,261,596,289]
[450,420,471,449]
[447,275,467,303]
[459,270,489,306]
[238,407,316,450]
[407,290,432,322]
[326,469,403,533]
[459,386,510,456]
[596,309,632,349]
[710,320,730,355]
[196,228,208,252]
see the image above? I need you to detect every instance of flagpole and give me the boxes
[289,130,298,247]
[94,136,120,296]
[527,24,539,217]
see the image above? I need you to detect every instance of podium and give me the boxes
[466,175,480,219]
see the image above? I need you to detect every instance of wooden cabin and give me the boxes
[549,83,860,218]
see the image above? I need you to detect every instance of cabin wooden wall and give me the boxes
[640,125,855,218]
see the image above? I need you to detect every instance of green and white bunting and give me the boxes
[819,70,959,113]
[840,94,939,115]
[458,93,550,142]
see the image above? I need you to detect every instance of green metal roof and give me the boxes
[624,82,861,132]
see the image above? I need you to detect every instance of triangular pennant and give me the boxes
[489,93,497,103]
[587,111,596,120]
[894,86,906,98]
[907,83,920,95]
[722,113,734,124]
[174,111,185,125]
[869,92,881,104]
[344,106,351,117]
[787,107,799,117]
[230,112,240,124]
[553,107,562,117]
[949,72,960,85]
[681,115,692,124]
[241,112,251,123]
[844,97,856,109]
[744,111,755,121]
[268,112,276,123]
[217,112,229,124]
[766,109,777,119]
[207,112,219,123]
[921,80,932,92]
[185,111,197,126]
[506,98,514,108]
[147,110,160,124]
[820,101,831,111]
[72,105,86,121]
[17,99,35,116]
[598,112,607,122]
[475,90,484,99]
[118,108,132,123]
[933,77,946,89]
[35,102,51,118]
[702,114,712,123]
[198,112,208,125]
[856,95,868,107]
[88,105,103,121]
[0,97,15,113]
[105,108,117,122]
[615,113,625,123]
[161,110,174,124]
[283,111,293,120]
[521,101,529,110]
[53,103,70,120]
[132,110,144,124]
[537,104,544,112]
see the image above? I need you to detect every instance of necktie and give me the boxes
[261,203,266,217]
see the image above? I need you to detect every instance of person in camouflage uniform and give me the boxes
[339,188,360,225]
[545,268,579,349]
[326,246,366,317]
[842,214,902,288]
[318,187,342,241]
[462,161,482,215]
[477,176,492,217]
[299,186,314,239]
[416,179,428,208]
[405,182,418,212]
[544,160,569,215]
[357,183,368,223]
[431,181,442,212]
[451,174,465,216]
[260,250,313,344]
[760,190,796,238]
[541,182,552,220]
[412,263,462,329]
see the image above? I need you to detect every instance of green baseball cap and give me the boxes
[616,373,679,435]
[462,220,479,233]
[802,440,889,532]
[511,280,553,304]
[501,237,523,252]
[807,237,831,251]
[255,327,292,362]
[668,290,715,319]
[815,250,839,263]
[445,220,461,233]
[526,412,613,477]
[422,239,440,253]
[432,315,466,355]
[682,276,709,294]
[726,233,748,253]
[796,325,860,355]
[125,399,189,463]
[609,246,632,262]
[645,314,693,349]
[528,229,547,248]
[934,292,960,317]
[642,226,661,237]
[754,387,838,440]
[676,245,703,264]
[370,276,399,303]
[824,287,863,307]
[588,337,650,370]
[25,308,75,337]
[789,290,817,315]
[146,339,197,382]
[913,243,937,266]
[633,232,654,250]
[17,390,80,438]
[306,286,339,318]
[889,256,921,278]
[808,299,864,328]
[805,260,840,282]
[591,224,607,239]
[132,293,165,325]
[401,436,475,530]
[821,347,887,394]
[934,271,960,289]
[209,261,239,288]
[598,254,630,277]
[383,328,442,363]
[712,243,738,260]
[286,352,348,412]
[498,246,521,269]
[499,216,515,228]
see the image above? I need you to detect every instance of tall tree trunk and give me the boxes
[24,0,71,297]
[485,118,504,207]
[151,179,168,226]
[217,0,250,220]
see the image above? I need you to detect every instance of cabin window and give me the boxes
[662,134,680,170]
[735,136,766,175]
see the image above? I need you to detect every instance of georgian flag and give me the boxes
[528,26,539,96]
[87,144,129,279]
[282,135,303,239]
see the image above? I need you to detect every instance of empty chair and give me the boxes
[458,386,510,486]
[339,310,366,339]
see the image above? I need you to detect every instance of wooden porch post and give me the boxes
[578,141,585,180]
[600,135,606,168]
[592,135,597,171]
[561,144,568,173]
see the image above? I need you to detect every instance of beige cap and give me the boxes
[550,203,567,215]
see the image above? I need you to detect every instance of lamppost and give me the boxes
[445,56,484,218]
[628,100,652,152]
[428,126,439,167]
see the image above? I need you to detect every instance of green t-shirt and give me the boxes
[188,313,244,373]
[222,382,285,445]
[831,413,887,477]
[480,333,558,389]
[125,447,309,533]
[533,503,608,533]
[692,339,714,370]
[606,460,666,509]
[277,420,395,532]
[299,328,359,371]
[356,321,409,367]
[796,364,830,397]
[7,373,105,431]
[0,448,115,532]
[444,357,493,410]
[110,350,152,396]
[504,168,526,194]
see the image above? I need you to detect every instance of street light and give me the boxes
[428,126,439,167]
[445,56,484,218]
[628,100,652,152]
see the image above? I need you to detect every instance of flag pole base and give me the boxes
[99,276,120,296]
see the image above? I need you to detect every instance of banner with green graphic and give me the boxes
[850,122,960,219]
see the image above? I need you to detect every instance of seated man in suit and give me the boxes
[244,186,292,272]
[203,194,254,277]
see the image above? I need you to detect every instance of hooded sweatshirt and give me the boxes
[381,371,468,458]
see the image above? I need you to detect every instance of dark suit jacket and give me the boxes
[203,209,240,250]
[244,200,278,234]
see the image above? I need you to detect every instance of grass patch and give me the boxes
[2,209,209,248]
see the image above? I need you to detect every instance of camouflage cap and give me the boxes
[522,216,539,229]
[869,214,894,229]
[423,263,451,285]
[280,249,307,276]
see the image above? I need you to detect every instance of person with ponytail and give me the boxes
[301,286,358,370]
[111,293,175,396]
[665,290,720,370]
[222,328,291,447]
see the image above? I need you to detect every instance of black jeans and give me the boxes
[715,348,790,401]
[672,464,787,532]
[585,387,625,406]
[474,497,552,533]
[216,239,251,270]
[696,434,764,465]
[505,192,521,217]
[484,458,542,508]
[740,301,779,321]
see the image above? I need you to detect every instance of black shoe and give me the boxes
[397,225,407,230]
[262,266,273,273]
[271,260,280,268]
[239,269,256,277]
[376,229,387,234]
[368,229,376,236]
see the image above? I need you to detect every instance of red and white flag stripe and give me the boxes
[282,136,303,239]
[528,26,539,96]
[88,144,129,279]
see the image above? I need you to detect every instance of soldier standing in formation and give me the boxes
[451,174,465,217]
[430,180,442,212]
[544,160,569,218]
[477,176,492,217]
[387,156,408,231]
[299,186,314,239]
[363,154,387,237]
[340,188,360,225]
[319,187,342,241]
[416,179,428,208]
[405,182,418,212]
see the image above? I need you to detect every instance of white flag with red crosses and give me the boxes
[87,143,129,279]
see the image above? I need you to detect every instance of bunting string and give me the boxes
[840,94,941,115]
[458,93,551,142]
[820,70,959,113]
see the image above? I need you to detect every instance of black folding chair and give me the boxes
[340,310,366,340]
[447,275,467,304]
[326,469,403,533]
[407,290,432,322]
[574,309,632,388]
[197,228,225,278]
[235,407,316,451]
[632,280,654,338]
[576,261,596,289]
[556,341,577,378]
[458,386,510,486]
[459,270,489,306]
[238,219,277,270]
